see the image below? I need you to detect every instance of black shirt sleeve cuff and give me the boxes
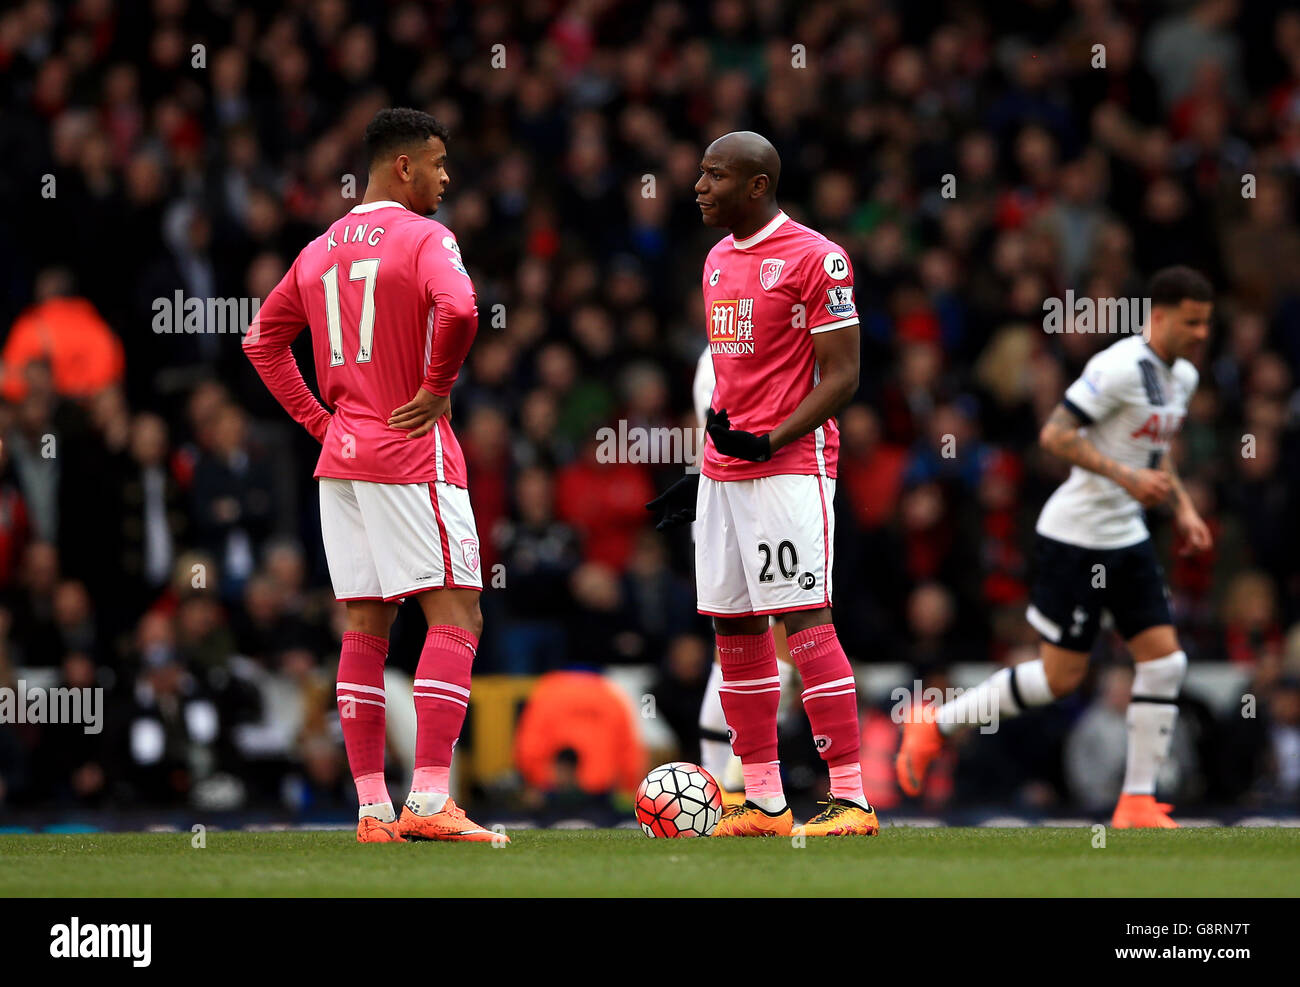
[1062,397,1094,425]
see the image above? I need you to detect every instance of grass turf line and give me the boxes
[0,828,1296,897]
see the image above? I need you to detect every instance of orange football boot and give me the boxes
[399,798,505,843]
[719,787,746,809]
[794,796,880,837]
[711,800,793,837]
[1111,794,1179,829]
[895,711,944,797]
[356,815,406,843]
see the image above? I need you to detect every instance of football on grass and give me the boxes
[635,761,723,837]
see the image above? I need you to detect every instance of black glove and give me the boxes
[645,472,700,530]
[706,407,771,462]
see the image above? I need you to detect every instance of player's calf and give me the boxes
[336,627,398,825]
[697,659,735,791]
[1113,643,1186,827]
[716,628,786,815]
[406,623,475,812]
[896,655,1059,796]
[786,620,874,816]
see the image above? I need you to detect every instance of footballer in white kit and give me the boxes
[897,266,1216,829]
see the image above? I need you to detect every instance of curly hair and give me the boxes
[363,107,450,167]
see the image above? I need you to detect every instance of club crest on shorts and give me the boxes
[759,257,785,290]
[461,538,480,572]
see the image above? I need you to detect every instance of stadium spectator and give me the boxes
[513,670,646,797]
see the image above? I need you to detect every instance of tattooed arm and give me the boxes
[1038,403,1172,507]
[1161,450,1192,512]
[1162,450,1213,553]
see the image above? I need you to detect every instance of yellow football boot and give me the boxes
[794,796,880,837]
[711,800,793,837]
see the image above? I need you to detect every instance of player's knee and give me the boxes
[346,602,395,638]
[1128,625,1181,664]
[1045,660,1087,697]
[714,615,767,637]
[446,590,483,639]
[463,598,484,639]
[782,608,832,637]
[1133,649,1186,697]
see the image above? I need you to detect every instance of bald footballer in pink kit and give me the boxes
[244,108,500,844]
[647,132,879,837]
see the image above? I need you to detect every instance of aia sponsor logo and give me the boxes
[1130,412,1185,443]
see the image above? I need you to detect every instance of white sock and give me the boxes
[776,657,795,722]
[722,754,745,793]
[404,791,449,816]
[359,801,396,824]
[749,794,787,813]
[934,660,1054,737]
[698,661,733,783]
[1122,651,1186,795]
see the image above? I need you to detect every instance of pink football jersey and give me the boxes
[244,200,478,486]
[700,211,858,481]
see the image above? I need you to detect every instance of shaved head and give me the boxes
[695,131,783,236]
[706,131,781,197]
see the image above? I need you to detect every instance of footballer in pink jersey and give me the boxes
[647,131,878,837]
[244,108,501,845]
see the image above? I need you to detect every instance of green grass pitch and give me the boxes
[1,827,1296,897]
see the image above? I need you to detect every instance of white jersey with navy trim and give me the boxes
[693,346,716,428]
[1035,334,1198,550]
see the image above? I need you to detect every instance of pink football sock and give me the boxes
[411,765,450,795]
[336,631,391,807]
[788,624,866,802]
[741,761,784,800]
[717,631,782,798]
[412,625,477,788]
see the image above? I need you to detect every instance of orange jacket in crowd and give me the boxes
[2,297,126,402]
[513,670,646,795]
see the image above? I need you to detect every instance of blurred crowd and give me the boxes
[0,0,1298,814]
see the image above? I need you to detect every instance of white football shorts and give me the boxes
[694,473,835,617]
[319,477,483,601]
